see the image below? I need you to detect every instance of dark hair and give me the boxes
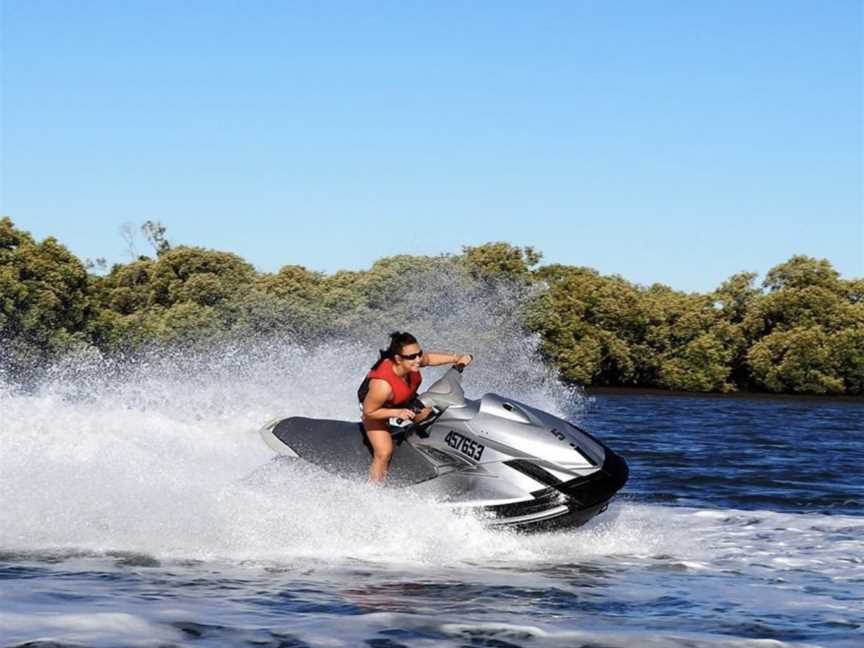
[371,331,418,370]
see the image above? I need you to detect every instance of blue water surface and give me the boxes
[1,392,862,648]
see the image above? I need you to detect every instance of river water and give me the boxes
[1,346,862,647]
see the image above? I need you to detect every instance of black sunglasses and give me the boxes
[398,350,423,360]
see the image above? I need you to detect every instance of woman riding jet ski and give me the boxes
[261,333,629,532]
[356,332,473,482]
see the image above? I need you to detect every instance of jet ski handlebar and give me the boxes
[453,352,474,373]
[392,360,471,429]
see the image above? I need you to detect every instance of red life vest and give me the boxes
[367,358,422,406]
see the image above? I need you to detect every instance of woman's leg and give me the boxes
[364,420,393,483]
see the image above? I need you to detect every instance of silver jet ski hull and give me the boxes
[261,368,628,532]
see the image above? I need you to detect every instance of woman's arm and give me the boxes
[421,352,473,368]
[362,379,415,421]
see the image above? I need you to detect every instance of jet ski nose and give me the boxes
[556,448,629,509]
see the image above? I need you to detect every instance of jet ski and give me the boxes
[260,364,628,532]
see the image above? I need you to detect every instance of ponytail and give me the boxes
[370,331,418,370]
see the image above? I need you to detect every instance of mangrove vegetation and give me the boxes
[2,217,862,395]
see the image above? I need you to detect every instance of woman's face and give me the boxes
[394,343,423,372]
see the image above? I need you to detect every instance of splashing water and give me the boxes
[0,292,586,565]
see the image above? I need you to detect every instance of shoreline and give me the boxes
[584,385,864,406]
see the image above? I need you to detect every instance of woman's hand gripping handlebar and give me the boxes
[454,353,474,373]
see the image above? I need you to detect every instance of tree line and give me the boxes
[1,216,862,395]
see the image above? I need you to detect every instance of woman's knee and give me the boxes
[373,449,393,464]
[365,428,393,461]
[370,438,393,462]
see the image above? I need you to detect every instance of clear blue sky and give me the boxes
[1,1,861,292]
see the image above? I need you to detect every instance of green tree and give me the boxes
[831,326,864,394]
[244,264,331,338]
[640,285,735,392]
[141,220,171,256]
[742,257,863,393]
[462,242,542,281]
[0,217,93,375]
[709,272,761,388]
[748,326,844,394]
[91,246,257,347]
[763,255,841,292]
[528,265,641,385]
[658,332,735,392]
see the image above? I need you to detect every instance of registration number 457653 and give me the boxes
[444,431,485,461]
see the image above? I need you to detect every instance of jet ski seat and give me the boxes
[269,417,438,485]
